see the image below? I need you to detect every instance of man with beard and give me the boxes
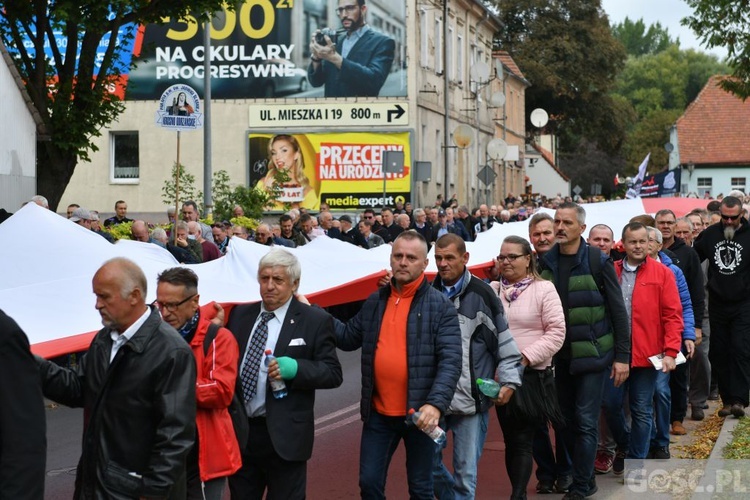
[307,0,395,97]
[693,196,750,418]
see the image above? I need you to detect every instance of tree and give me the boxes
[493,0,629,154]
[683,0,750,99]
[558,140,627,199]
[612,17,677,56]
[0,0,226,210]
[161,163,202,212]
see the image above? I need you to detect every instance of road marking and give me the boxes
[314,403,360,436]
[314,403,359,425]
[315,414,361,437]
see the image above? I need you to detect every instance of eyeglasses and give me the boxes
[154,294,196,312]
[496,254,525,262]
[656,220,675,226]
[336,4,358,15]
[721,213,741,221]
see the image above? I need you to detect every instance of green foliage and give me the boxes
[0,0,228,210]
[493,0,628,154]
[559,141,627,198]
[683,0,750,99]
[230,216,260,231]
[613,45,727,170]
[612,17,677,56]
[211,169,281,221]
[724,415,750,459]
[161,163,203,212]
[103,221,133,241]
[621,109,682,170]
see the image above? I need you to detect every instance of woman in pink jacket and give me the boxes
[491,235,566,499]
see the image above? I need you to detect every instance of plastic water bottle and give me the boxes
[407,408,446,445]
[476,378,500,398]
[264,349,287,399]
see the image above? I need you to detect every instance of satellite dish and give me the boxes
[452,124,474,149]
[530,108,549,128]
[495,60,505,81]
[489,92,506,107]
[469,62,490,84]
[486,138,508,161]
[664,142,674,153]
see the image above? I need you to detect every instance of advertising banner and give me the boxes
[126,0,407,100]
[639,169,681,198]
[248,132,411,212]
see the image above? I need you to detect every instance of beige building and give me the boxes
[60,0,527,217]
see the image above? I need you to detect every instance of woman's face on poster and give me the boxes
[270,138,298,173]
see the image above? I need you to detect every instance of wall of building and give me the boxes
[0,46,36,212]
[680,167,750,198]
[59,0,512,217]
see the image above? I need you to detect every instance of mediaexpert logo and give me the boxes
[624,459,750,497]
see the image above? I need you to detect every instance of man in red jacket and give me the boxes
[156,268,242,500]
[603,222,683,472]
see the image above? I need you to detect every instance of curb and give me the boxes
[691,415,741,499]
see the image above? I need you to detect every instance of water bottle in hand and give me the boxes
[476,378,500,398]
[407,408,446,445]
[265,349,288,399]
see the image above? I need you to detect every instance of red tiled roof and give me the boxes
[493,50,527,82]
[531,143,570,181]
[676,75,750,166]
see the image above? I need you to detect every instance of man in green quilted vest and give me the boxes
[539,202,631,500]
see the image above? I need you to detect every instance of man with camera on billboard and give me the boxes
[307,0,395,97]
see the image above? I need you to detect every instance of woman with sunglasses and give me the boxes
[490,235,566,499]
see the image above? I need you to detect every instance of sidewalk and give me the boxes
[586,398,728,499]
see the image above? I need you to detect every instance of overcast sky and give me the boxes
[601,0,728,60]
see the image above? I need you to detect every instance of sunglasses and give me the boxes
[721,214,741,221]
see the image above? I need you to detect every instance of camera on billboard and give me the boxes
[315,28,341,46]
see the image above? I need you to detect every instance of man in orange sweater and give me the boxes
[333,230,462,499]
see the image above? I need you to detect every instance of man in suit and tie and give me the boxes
[307,0,395,97]
[226,248,343,499]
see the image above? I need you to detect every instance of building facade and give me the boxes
[670,75,750,198]
[59,0,525,218]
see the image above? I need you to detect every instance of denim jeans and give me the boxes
[432,412,489,500]
[554,359,606,496]
[360,410,436,500]
[650,371,672,449]
[604,367,658,459]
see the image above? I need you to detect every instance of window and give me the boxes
[435,18,443,75]
[447,26,454,81]
[731,177,746,191]
[111,132,139,183]
[420,9,429,68]
[697,177,712,198]
[456,35,464,84]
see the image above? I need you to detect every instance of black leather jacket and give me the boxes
[39,307,197,499]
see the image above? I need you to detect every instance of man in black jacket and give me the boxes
[693,196,750,418]
[37,258,197,499]
[0,310,46,498]
[226,248,342,499]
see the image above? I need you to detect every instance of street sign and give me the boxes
[573,185,582,195]
[477,165,497,185]
[249,102,408,128]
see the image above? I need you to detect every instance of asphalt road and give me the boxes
[42,348,515,498]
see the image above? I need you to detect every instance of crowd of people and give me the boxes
[3,189,750,500]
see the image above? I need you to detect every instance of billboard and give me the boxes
[126,0,407,100]
[248,132,411,211]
